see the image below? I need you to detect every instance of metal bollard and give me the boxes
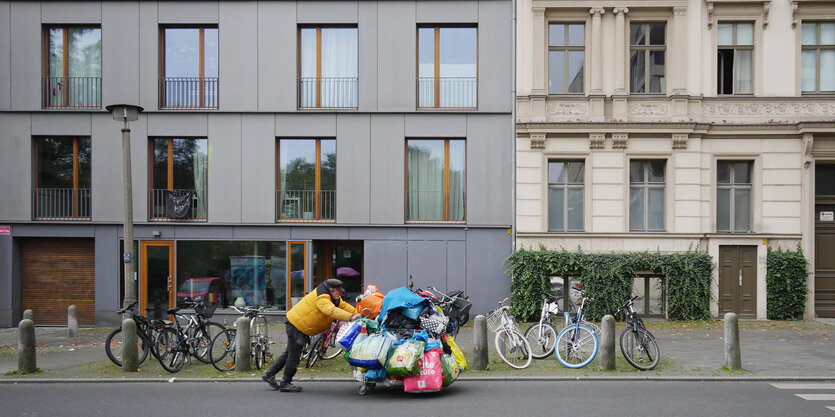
[599,315,616,370]
[724,312,741,370]
[472,315,488,370]
[23,309,34,323]
[67,305,79,338]
[121,319,139,372]
[235,316,251,372]
[18,319,36,373]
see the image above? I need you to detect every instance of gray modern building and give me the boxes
[0,0,513,327]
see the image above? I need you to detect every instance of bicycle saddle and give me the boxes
[166,307,181,315]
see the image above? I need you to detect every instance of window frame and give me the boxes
[548,22,585,95]
[32,136,92,220]
[297,25,359,109]
[406,138,467,223]
[547,160,585,232]
[801,21,835,94]
[632,274,666,319]
[159,25,219,110]
[716,160,753,233]
[629,160,666,232]
[275,138,337,222]
[416,25,479,109]
[148,137,209,222]
[629,22,666,95]
[42,25,102,109]
[716,21,755,95]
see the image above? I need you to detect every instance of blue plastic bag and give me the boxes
[336,320,362,350]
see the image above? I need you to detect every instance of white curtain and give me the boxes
[299,29,317,107]
[321,28,357,107]
[448,141,465,220]
[193,140,208,219]
[735,50,753,94]
[408,141,444,220]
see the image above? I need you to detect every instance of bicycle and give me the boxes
[615,295,660,371]
[485,297,532,369]
[104,301,167,367]
[305,319,344,368]
[523,292,561,359]
[555,292,598,368]
[209,306,272,371]
[154,301,225,373]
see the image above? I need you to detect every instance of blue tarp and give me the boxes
[377,287,432,324]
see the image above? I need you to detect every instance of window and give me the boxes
[629,160,666,231]
[417,26,477,108]
[801,22,835,93]
[717,161,752,232]
[277,139,336,221]
[33,137,91,220]
[407,139,466,221]
[549,276,582,314]
[548,161,584,231]
[299,26,358,109]
[717,22,753,94]
[630,23,666,94]
[160,27,218,109]
[149,138,209,221]
[43,26,101,109]
[633,275,665,317]
[548,23,584,94]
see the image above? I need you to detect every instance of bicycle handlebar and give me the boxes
[116,301,138,315]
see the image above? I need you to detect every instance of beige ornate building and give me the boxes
[515,0,835,319]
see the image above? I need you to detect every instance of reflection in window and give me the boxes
[717,161,752,232]
[299,27,358,108]
[632,276,665,317]
[44,26,101,108]
[161,27,218,108]
[277,139,336,220]
[801,22,835,93]
[407,139,466,221]
[33,137,91,220]
[150,138,208,221]
[418,26,477,108]
[550,276,582,314]
[548,161,584,231]
[629,160,666,231]
[630,23,666,94]
[549,23,584,94]
[717,22,753,95]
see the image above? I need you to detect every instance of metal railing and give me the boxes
[298,77,358,109]
[406,190,466,221]
[417,77,477,109]
[42,77,101,109]
[276,190,335,221]
[149,189,207,221]
[32,188,91,220]
[160,77,218,109]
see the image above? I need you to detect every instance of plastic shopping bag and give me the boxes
[348,334,392,370]
[385,339,425,376]
[403,348,444,393]
[440,353,460,387]
[356,283,385,319]
[336,320,362,350]
[445,335,467,371]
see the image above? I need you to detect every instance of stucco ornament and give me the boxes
[547,102,588,116]
[703,103,835,116]
[628,103,669,116]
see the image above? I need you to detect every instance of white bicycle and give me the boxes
[485,298,532,369]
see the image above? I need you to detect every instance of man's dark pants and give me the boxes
[265,321,308,384]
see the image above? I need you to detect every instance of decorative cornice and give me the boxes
[706,1,715,28]
[672,134,689,150]
[612,133,628,149]
[589,133,606,150]
[763,2,770,28]
[791,1,799,29]
[705,1,771,29]
[532,7,545,18]
[803,133,814,168]
[530,132,546,150]
[703,102,835,116]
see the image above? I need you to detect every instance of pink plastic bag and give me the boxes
[403,348,444,393]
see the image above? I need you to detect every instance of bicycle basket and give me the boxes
[195,303,216,319]
[450,298,472,318]
[485,310,503,333]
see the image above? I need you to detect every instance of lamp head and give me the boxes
[106,104,143,123]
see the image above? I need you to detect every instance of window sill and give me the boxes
[406,220,467,224]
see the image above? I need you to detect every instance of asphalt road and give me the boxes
[2,380,834,417]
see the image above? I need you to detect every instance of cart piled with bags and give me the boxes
[337,286,467,395]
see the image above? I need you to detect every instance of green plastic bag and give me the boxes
[385,339,425,376]
[440,353,460,387]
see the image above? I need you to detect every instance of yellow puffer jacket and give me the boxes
[287,282,357,336]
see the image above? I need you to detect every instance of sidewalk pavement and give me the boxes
[1,319,833,382]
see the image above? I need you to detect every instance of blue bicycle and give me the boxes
[555,292,598,368]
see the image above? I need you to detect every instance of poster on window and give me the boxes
[821,211,834,222]
[229,256,267,306]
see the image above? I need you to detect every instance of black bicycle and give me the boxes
[154,301,225,373]
[615,295,660,371]
[105,301,167,367]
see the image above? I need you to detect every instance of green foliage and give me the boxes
[766,245,809,320]
[504,246,713,321]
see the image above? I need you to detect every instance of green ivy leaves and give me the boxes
[766,245,809,320]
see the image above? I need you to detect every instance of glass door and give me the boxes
[287,242,308,310]
[141,241,175,320]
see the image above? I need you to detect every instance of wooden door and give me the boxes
[815,233,835,317]
[140,241,174,320]
[719,245,757,318]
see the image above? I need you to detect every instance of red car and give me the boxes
[177,277,226,307]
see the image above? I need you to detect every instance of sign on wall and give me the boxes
[0,226,9,236]
[821,212,834,222]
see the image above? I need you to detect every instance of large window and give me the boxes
[801,22,835,94]
[299,26,358,109]
[548,161,584,231]
[717,161,752,233]
[418,26,477,108]
[630,160,666,231]
[277,139,336,221]
[548,23,584,94]
[43,26,101,109]
[630,23,666,94]
[149,138,208,221]
[407,139,466,221]
[160,27,218,109]
[717,22,753,95]
[33,137,91,220]
[633,275,665,317]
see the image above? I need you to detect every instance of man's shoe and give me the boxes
[262,374,279,390]
[278,381,302,392]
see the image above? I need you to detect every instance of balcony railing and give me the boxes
[417,77,477,109]
[149,189,207,221]
[42,77,101,109]
[32,188,91,220]
[406,190,466,222]
[298,77,358,109]
[276,190,335,221]
[160,77,218,109]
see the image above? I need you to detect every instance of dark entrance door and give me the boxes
[815,164,835,318]
[314,241,363,302]
[718,245,757,318]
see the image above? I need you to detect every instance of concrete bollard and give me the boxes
[18,319,37,373]
[724,312,741,370]
[235,316,251,372]
[472,315,488,370]
[67,305,79,338]
[23,309,34,323]
[121,319,139,372]
[599,315,616,370]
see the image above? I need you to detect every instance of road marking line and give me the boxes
[795,394,835,401]
[770,383,835,390]
[826,406,835,412]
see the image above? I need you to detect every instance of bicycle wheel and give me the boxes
[494,328,532,369]
[523,322,558,359]
[105,327,150,367]
[620,327,660,371]
[210,328,237,371]
[321,330,343,360]
[306,334,325,368]
[146,320,167,359]
[253,342,265,370]
[555,324,598,368]
[193,322,225,364]
[156,327,186,373]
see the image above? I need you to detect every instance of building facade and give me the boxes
[0,0,513,327]
[516,0,835,319]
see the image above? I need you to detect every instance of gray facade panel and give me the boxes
[297,0,357,23]
[0,236,12,313]
[336,114,371,224]
[476,0,512,113]
[364,239,408,289]
[369,114,405,224]
[94,224,119,325]
[446,240,466,295]
[358,2,378,111]
[0,2,11,109]
[102,1,141,105]
[132,225,175,239]
[466,228,511,315]
[241,114,276,223]
[148,113,208,136]
[404,113,467,137]
[376,1,415,111]
[158,0,219,24]
[0,114,31,221]
[407,240,446,291]
[257,1,297,112]
[172,225,235,239]
[415,0,477,23]
[138,1,158,111]
[41,0,100,23]
[11,224,96,237]
[407,227,466,241]
[290,226,351,240]
[466,114,512,226]
[349,227,407,240]
[219,1,258,111]
[232,226,292,240]
[31,113,92,136]
[276,113,336,137]
[10,2,40,110]
[208,113,243,222]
